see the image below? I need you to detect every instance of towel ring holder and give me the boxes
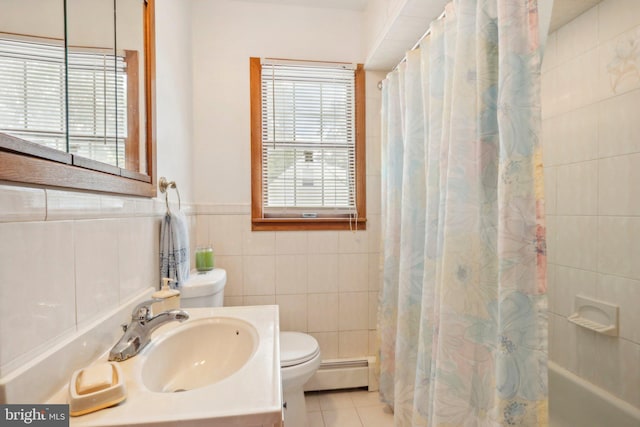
[159,177,181,215]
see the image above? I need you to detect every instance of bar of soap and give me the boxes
[76,363,114,395]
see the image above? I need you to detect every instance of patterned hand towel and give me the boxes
[159,210,190,288]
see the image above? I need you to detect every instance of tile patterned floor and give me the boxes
[304,389,394,427]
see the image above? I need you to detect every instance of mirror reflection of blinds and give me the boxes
[0,37,127,168]
[67,50,126,167]
[261,60,357,218]
[0,38,66,150]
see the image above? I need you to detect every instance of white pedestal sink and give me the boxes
[53,305,282,427]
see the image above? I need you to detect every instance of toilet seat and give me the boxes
[280,332,320,368]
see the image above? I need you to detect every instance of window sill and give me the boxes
[252,217,367,231]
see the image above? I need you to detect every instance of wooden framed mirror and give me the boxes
[0,0,156,197]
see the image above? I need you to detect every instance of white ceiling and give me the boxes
[550,0,601,32]
[230,0,603,70]
[231,0,602,20]
[364,0,605,70]
[232,0,602,22]
[230,0,369,11]
[231,0,602,30]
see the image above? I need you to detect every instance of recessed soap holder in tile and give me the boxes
[568,295,619,336]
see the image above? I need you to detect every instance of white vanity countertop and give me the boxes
[48,305,282,427]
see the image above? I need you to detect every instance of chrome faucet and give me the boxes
[108,298,189,362]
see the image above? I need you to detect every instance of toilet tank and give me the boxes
[180,268,227,308]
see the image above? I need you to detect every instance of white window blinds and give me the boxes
[260,59,357,218]
[0,37,66,150]
[0,36,127,167]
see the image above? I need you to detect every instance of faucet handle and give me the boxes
[131,298,164,322]
[135,305,151,321]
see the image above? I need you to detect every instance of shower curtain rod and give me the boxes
[391,9,447,72]
[377,8,446,89]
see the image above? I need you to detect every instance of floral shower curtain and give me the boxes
[379,0,548,426]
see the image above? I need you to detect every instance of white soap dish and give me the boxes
[568,295,619,336]
[69,362,127,416]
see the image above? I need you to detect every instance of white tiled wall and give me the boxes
[195,220,380,360]
[0,189,175,377]
[193,71,386,361]
[543,0,640,409]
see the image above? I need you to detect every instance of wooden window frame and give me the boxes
[250,57,366,231]
[0,0,156,197]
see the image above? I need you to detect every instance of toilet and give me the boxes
[180,269,321,427]
[279,331,321,426]
[180,268,227,308]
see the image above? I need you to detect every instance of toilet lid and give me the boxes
[280,332,320,367]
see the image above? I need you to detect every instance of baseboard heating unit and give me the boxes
[304,356,378,392]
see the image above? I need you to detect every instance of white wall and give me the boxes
[192,68,384,360]
[66,0,114,48]
[191,0,363,205]
[189,0,384,361]
[156,0,195,203]
[0,0,65,39]
[543,0,640,409]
